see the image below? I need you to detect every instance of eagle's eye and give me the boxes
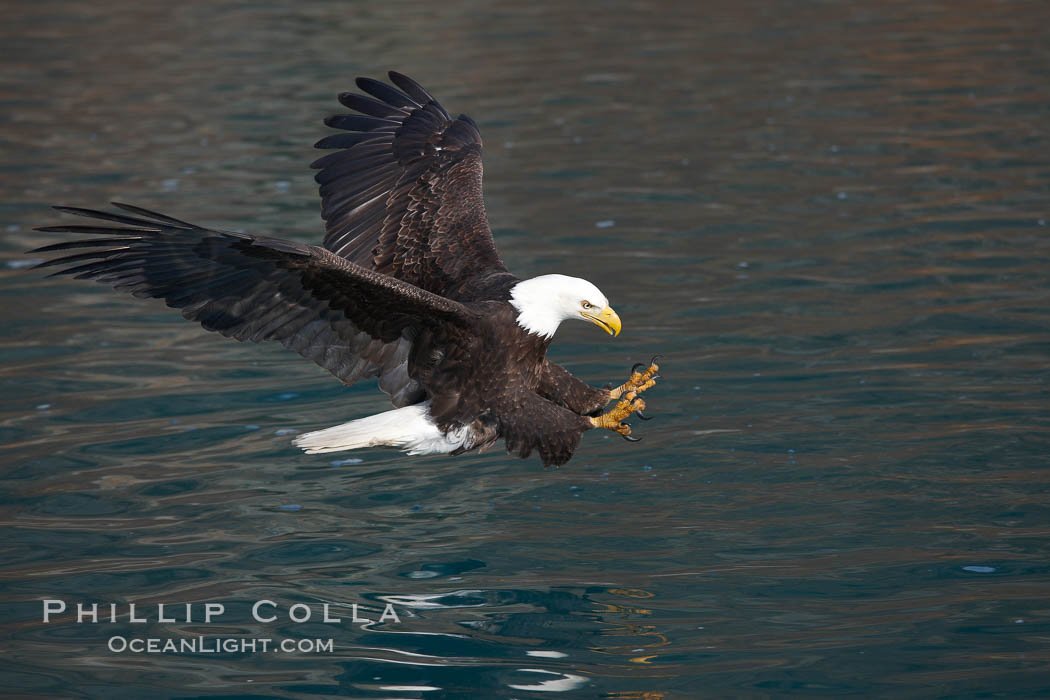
[581,301,593,310]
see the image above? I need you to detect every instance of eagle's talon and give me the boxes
[636,409,652,420]
[622,433,642,442]
[591,392,646,437]
[607,358,662,401]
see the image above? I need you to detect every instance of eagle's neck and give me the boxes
[508,278,566,339]
[511,306,563,339]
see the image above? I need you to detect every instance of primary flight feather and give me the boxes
[31,72,659,467]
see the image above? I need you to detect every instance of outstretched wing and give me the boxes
[313,71,508,299]
[31,204,477,406]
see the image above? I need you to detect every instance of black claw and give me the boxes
[636,410,652,420]
[650,354,663,365]
[622,433,642,442]
[631,362,645,374]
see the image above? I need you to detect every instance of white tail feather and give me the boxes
[293,402,472,456]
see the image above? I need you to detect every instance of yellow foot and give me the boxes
[608,355,661,401]
[590,391,647,441]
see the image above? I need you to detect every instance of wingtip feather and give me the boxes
[354,76,420,110]
[388,71,438,106]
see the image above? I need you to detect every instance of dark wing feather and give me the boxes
[314,72,508,299]
[31,205,477,405]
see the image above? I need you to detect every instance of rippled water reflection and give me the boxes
[2,0,1049,697]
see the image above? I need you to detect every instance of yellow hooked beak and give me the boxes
[582,305,622,337]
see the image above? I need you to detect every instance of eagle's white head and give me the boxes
[509,274,621,340]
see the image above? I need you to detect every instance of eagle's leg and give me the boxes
[607,356,660,401]
[590,391,646,439]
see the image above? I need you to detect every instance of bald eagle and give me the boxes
[31,72,659,467]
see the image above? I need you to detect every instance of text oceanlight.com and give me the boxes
[107,636,334,654]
